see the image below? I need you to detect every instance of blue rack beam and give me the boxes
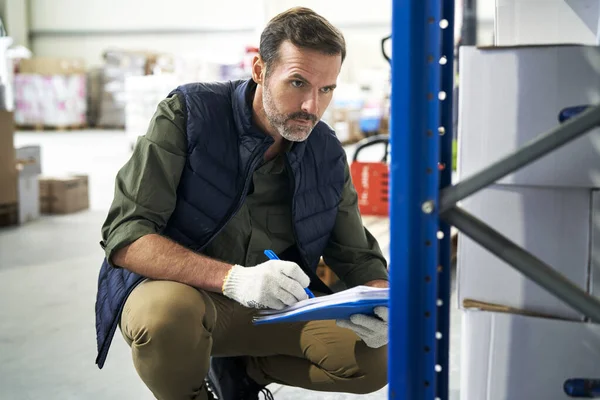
[388,0,454,399]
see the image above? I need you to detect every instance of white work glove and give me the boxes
[222,260,310,310]
[336,306,389,348]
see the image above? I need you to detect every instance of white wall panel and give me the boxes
[30,0,260,31]
[265,0,390,27]
[31,32,254,67]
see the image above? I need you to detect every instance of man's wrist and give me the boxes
[220,264,236,293]
[363,279,389,288]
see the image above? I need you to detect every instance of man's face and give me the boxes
[260,41,341,142]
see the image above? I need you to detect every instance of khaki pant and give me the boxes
[120,279,388,400]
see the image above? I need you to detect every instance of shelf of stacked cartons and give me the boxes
[390,0,600,399]
[440,1,600,399]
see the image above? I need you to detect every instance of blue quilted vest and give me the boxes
[94,79,346,369]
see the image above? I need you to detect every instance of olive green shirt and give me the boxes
[101,94,389,288]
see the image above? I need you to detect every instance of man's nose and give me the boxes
[301,92,319,116]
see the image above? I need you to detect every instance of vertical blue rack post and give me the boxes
[388,0,455,399]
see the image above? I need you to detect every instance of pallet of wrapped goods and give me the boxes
[124,74,178,147]
[97,49,173,128]
[15,58,87,129]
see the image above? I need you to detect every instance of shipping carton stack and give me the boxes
[124,74,178,148]
[96,50,147,128]
[96,49,174,128]
[0,110,17,226]
[457,3,600,398]
[495,0,600,46]
[15,57,87,128]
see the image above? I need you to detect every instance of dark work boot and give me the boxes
[206,356,274,400]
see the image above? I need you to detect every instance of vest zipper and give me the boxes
[199,139,272,252]
[284,155,310,270]
[284,155,333,295]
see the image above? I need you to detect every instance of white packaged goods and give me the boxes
[458,45,600,188]
[495,0,600,45]
[457,184,595,320]
[461,310,600,400]
[124,74,178,147]
[14,74,86,127]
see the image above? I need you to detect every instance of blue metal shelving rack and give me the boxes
[388,1,600,399]
[388,0,455,398]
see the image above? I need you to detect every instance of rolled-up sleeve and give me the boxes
[100,94,187,265]
[322,158,389,287]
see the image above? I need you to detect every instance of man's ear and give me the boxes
[251,55,265,84]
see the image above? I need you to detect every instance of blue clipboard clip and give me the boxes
[263,249,315,299]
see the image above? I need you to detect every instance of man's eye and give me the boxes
[291,80,304,88]
[321,87,332,94]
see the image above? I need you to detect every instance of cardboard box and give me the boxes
[39,175,89,214]
[16,146,41,224]
[496,0,600,46]
[592,191,600,299]
[18,57,86,75]
[461,310,600,400]
[458,45,600,188]
[457,184,593,320]
[0,110,17,206]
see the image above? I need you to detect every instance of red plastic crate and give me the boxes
[351,161,389,216]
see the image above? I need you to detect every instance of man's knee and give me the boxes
[353,344,388,394]
[121,280,216,355]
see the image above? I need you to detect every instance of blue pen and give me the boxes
[264,249,315,299]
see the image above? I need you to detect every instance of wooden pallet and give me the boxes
[0,203,18,227]
[94,125,125,130]
[17,124,88,131]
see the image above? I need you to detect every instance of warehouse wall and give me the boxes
[28,0,261,66]
[26,0,392,83]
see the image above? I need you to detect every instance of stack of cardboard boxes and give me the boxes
[457,2,600,398]
[96,49,174,128]
[0,110,89,227]
[0,110,17,226]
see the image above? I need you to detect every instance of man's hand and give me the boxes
[336,280,389,348]
[336,306,388,348]
[222,260,311,310]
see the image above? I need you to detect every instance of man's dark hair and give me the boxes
[259,7,346,73]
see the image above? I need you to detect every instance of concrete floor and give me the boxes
[1,130,462,399]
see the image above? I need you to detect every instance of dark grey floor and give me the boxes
[0,131,462,399]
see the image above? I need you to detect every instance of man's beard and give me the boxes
[262,84,317,142]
